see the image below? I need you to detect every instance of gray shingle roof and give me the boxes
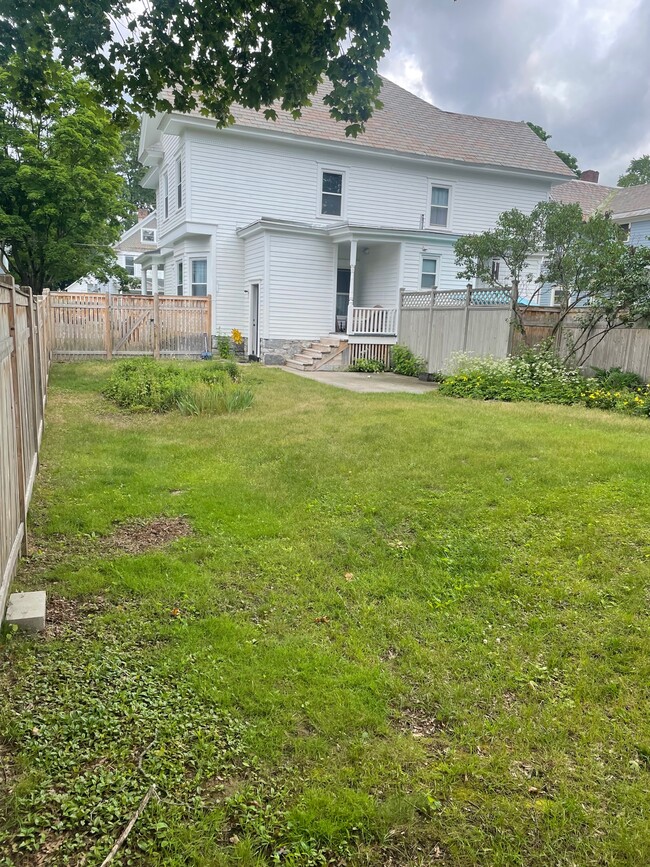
[164,77,574,176]
[550,180,650,219]
[550,179,617,215]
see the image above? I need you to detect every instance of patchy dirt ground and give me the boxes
[109,516,192,554]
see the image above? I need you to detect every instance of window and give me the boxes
[619,223,630,240]
[176,261,184,296]
[162,172,169,219]
[191,259,208,296]
[176,157,183,209]
[141,228,156,243]
[420,257,438,290]
[491,259,500,281]
[552,287,569,306]
[429,185,450,227]
[320,170,343,216]
[124,255,135,277]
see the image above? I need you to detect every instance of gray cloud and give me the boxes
[380,0,650,184]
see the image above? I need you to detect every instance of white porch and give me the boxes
[335,239,400,339]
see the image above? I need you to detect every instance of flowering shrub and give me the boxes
[440,346,650,418]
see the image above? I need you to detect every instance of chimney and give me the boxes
[580,170,600,183]
[137,207,150,222]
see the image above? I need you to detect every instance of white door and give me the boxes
[249,283,260,357]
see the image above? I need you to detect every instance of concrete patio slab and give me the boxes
[282,368,439,394]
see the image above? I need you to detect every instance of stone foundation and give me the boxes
[260,339,308,366]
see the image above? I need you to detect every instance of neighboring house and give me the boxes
[66,210,162,293]
[535,171,650,305]
[137,77,573,364]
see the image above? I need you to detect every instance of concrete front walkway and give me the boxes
[282,368,439,394]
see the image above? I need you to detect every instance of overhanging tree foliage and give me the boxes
[0,57,130,292]
[0,0,391,136]
[116,127,156,227]
[618,154,650,187]
[455,202,650,366]
[526,122,581,177]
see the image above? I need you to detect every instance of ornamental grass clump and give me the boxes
[103,357,251,414]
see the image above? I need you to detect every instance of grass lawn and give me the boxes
[1,362,650,866]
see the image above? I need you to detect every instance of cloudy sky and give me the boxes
[379,0,650,184]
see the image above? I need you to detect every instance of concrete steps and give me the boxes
[286,336,348,371]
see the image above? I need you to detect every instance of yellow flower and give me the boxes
[231,328,244,345]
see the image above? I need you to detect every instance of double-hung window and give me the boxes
[191,259,208,296]
[124,255,135,277]
[320,170,344,217]
[420,257,438,290]
[141,228,156,243]
[429,185,450,227]
[176,157,183,209]
[162,172,169,219]
[176,261,184,296]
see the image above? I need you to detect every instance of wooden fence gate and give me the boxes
[1,276,51,619]
[50,292,212,360]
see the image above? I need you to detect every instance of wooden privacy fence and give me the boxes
[399,287,513,372]
[513,307,650,381]
[0,276,51,619]
[50,292,212,359]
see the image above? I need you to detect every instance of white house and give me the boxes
[66,210,161,293]
[137,77,573,364]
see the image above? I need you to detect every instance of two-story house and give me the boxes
[136,77,572,363]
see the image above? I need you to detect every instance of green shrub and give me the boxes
[440,347,650,419]
[348,358,386,373]
[103,358,251,415]
[216,334,234,359]
[391,344,426,377]
[591,366,645,390]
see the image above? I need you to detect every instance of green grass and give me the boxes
[2,362,650,866]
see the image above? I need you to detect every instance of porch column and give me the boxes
[140,265,147,295]
[347,240,357,335]
[152,262,161,295]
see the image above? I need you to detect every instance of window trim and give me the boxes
[190,256,208,297]
[176,260,184,296]
[140,228,156,244]
[551,287,569,307]
[176,156,183,210]
[420,254,440,290]
[318,166,346,219]
[427,180,453,230]
[162,172,169,219]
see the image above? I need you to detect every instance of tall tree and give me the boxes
[0,0,391,136]
[618,155,650,187]
[0,57,130,292]
[527,121,581,176]
[116,127,155,227]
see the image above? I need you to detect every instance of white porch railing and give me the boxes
[347,305,398,336]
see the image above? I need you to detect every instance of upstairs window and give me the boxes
[429,185,450,227]
[124,255,135,277]
[320,170,344,217]
[141,228,156,243]
[162,172,169,219]
[176,156,183,209]
[491,259,500,281]
[420,257,438,289]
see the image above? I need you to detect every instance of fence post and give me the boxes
[153,292,160,359]
[8,282,28,556]
[205,294,212,350]
[462,284,472,352]
[25,287,41,455]
[426,289,435,373]
[104,293,113,360]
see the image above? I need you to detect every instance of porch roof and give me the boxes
[236,217,462,244]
